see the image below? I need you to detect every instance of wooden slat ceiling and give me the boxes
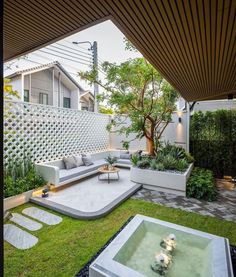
[4,0,236,101]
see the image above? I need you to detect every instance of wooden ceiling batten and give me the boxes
[3,0,236,101]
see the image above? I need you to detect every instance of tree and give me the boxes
[80,58,179,156]
[4,78,20,100]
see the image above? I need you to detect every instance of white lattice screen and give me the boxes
[4,101,110,163]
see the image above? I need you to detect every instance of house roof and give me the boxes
[80,91,95,99]
[6,61,84,91]
[3,0,236,101]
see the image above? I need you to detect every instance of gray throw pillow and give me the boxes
[63,156,77,170]
[120,153,131,160]
[73,154,84,167]
[82,154,94,166]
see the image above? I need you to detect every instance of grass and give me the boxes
[4,199,236,277]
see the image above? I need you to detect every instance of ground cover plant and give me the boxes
[131,143,194,173]
[4,158,46,197]
[187,167,217,201]
[4,200,236,277]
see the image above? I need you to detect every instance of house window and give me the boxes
[24,90,29,102]
[63,97,71,108]
[39,93,48,105]
[81,106,88,111]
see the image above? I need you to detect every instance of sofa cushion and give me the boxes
[116,158,131,165]
[120,153,131,159]
[63,156,77,169]
[82,154,94,166]
[73,154,84,167]
[59,159,106,182]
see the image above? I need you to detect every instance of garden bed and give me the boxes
[130,163,193,196]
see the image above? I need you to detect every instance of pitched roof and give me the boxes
[6,61,84,90]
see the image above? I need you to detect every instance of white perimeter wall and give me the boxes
[109,111,188,151]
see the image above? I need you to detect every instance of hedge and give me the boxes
[190,109,236,178]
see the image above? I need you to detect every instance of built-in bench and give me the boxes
[35,150,132,188]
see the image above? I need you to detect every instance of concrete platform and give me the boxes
[31,169,141,219]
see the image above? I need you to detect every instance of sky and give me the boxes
[4,20,142,91]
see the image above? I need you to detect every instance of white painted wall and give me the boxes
[193,99,236,112]
[110,111,188,151]
[30,69,53,105]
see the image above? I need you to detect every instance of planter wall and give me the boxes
[130,163,193,196]
[4,187,43,211]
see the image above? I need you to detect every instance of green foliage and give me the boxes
[80,57,179,155]
[190,110,236,177]
[122,141,129,151]
[137,159,150,169]
[187,167,217,201]
[162,154,178,170]
[4,78,20,100]
[132,143,193,172]
[175,159,189,172]
[131,154,141,166]
[99,105,114,115]
[156,162,165,171]
[4,158,46,198]
[104,154,118,165]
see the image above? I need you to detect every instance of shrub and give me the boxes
[155,162,165,171]
[190,110,236,177]
[175,159,189,172]
[162,155,178,170]
[137,159,150,169]
[4,158,46,198]
[131,154,141,166]
[186,167,217,201]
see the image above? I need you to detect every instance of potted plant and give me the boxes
[104,155,118,170]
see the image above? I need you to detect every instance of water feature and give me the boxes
[89,215,233,277]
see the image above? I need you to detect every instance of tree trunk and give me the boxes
[147,137,155,156]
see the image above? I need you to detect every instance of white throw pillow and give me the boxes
[73,154,84,167]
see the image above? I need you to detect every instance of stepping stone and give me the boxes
[10,213,42,231]
[22,207,62,225]
[4,224,38,249]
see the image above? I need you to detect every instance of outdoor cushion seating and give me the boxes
[59,160,106,183]
[35,150,134,187]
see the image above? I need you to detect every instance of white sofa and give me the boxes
[35,150,132,187]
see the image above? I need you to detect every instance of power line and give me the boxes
[48,45,92,60]
[30,52,90,74]
[45,46,92,63]
[38,50,92,66]
[55,42,92,56]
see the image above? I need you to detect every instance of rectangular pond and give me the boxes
[89,215,233,277]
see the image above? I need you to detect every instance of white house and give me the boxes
[5,61,95,111]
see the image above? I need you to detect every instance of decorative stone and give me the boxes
[4,224,38,249]
[22,207,62,225]
[10,213,42,231]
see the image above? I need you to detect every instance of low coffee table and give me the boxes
[98,166,120,183]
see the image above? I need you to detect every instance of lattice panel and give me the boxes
[4,101,110,163]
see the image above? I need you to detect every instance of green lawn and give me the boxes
[4,199,236,277]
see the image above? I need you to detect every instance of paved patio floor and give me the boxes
[132,187,236,222]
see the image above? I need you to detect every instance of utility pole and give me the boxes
[72,41,99,112]
[92,41,99,113]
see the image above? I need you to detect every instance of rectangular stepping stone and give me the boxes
[22,207,62,225]
[10,213,42,231]
[4,224,38,249]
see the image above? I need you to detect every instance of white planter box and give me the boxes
[130,163,193,196]
[4,187,44,211]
